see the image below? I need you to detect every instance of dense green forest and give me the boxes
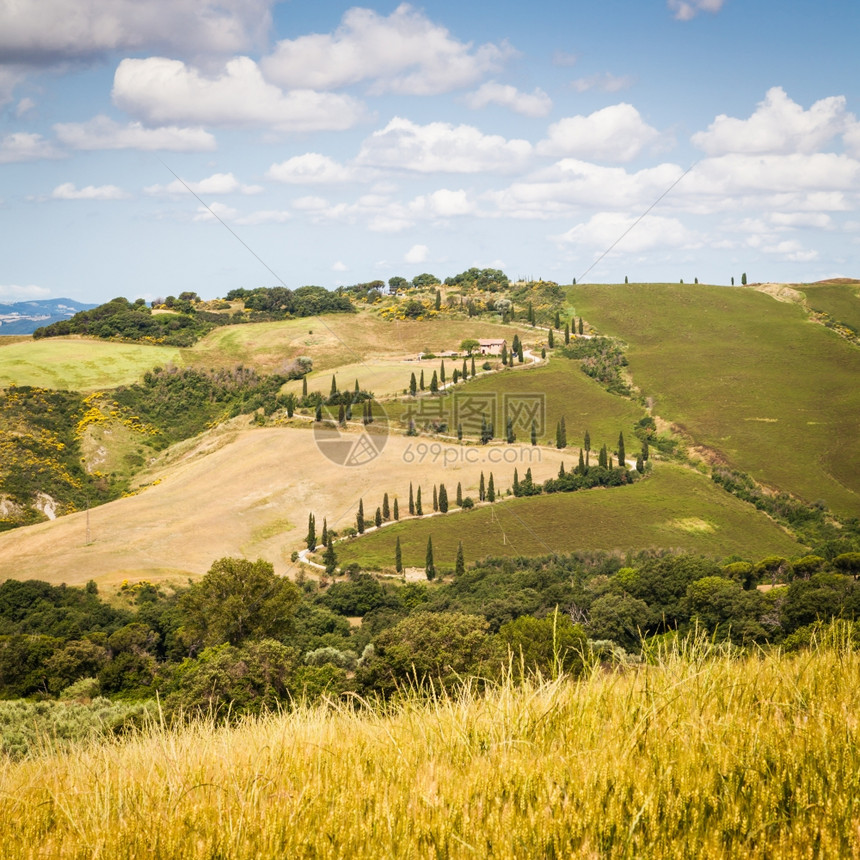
[2,548,859,755]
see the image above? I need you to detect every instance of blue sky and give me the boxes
[1,0,859,304]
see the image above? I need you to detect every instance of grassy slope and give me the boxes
[2,644,858,858]
[0,425,569,586]
[336,464,804,571]
[0,338,182,390]
[801,281,860,332]
[569,283,860,516]
[183,311,535,375]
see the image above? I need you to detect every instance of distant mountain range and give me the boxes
[0,299,97,335]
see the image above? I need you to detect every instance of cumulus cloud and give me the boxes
[555,212,699,253]
[332,261,348,272]
[692,87,852,156]
[0,283,51,300]
[51,182,129,200]
[192,201,239,222]
[54,115,216,152]
[266,153,357,184]
[667,0,724,21]
[113,57,365,132]
[405,244,429,263]
[0,69,25,107]
[762,239,819,262]
[235,209,292,225]
[409,189,475,217]
[464,82,552,117]
[569,73,634,94]
[357,117,532,173]
[770,212,833,229]
[0,0,273,65]
[144,172,262,196]
[0,132,61,163]
[262,4,513,96]
[537,104,662,162]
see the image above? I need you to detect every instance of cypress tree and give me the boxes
[625,275,628,284]
[453,368,460,384]
[375,506,382,528]
[354,379,360,394]
[636,453,644,474]
[554,310,561,329]
[471,355,476,377]
[506,417,515,444]
[618,431,626,468]
[531,421,537,445]
[541,348,546,359]
[409,482,415,515]
[420,369,425,390]
[314,402,322,421]
[321,517,328,546]
[578,317,583,335]
[438,483,448,513]
[409,372,417,396]
[330,375,338,398]
[323,533,337,576]
[382,492,390,520]
[599,444,608,469]
[564,322,570,344]
[584,430,591,453]
[642,438,649,461]
[513,468,520,496]
[306,513,316,551]
[345,401,352,421]
[512,334,520,354]
[457,422,463,441]
[286,394,295,418]
[578,448,585,474]
[456,482,463,506]
[501,343,508,364]
[430,370,438,393]
[560,416,567,448]
[528,303,535,326]
[479,472,485,502]
[356,499,365,534]
[302,375,308,397]
[395,536,403,573]
[425,537,436,580]
[338,403,345,425]
[559,462,566,478]
[742,272,747,285]
[440,360,446,384]
[393,498,399,520]
[487,473,495,502]
[548,328,554,348]
[416,487,423,516]
[517,341,524,363]
[455,541,465,577]
[435,289,441,311]
[462,358,468,379]
[432,485,438,512]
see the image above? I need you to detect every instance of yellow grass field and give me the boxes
[0,423,568,586]
[2,639,859,858]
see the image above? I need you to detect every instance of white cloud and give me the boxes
[770,212,833,229]
[51,182,129,200]
[0,69,24,106]
[405,244,429,263]
[667,0,724,21]
[357,117,532,173]
[15,97,35,117]
[0,132,61,163]
[0,283,51,300]
[235,209,291,225]
[293,195,330,210]
[464,82,552,117]
[193,201,238,222]
[845,122,860,157]
[0,0,273,65]
[55,115,216,152]
[113,57,365,132]
[262,4,513,96]
[538,104,662,162]
[266,153,357,184]
[144,172,262,196]
[332,261,348,272]
[763,239,819,262]
[570,73,634,94]
[555,212,699,253]
[409,189,475,218]
[692,87,852,156]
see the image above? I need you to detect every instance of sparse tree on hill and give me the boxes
[382,492,390,520]
[306,513,316,551]
[578,449,585,474]
[471,355,476,377]
[430,370,438,393]
[564,322,570,344]
[330,375,338,398]
[531,421,537,445]
[462,358,468,379]
[409,482,415,515]
[438,483,448,513]
[440,360,446,384]
[395,537,403,573]
[556,417,567,449]
[742,272,747,285]
[455,541,465,577]
[513,468,519,495]
[642,438,649,461]
[433,485,438,512]
[393,498,399,520]
[554,310,561,329]
[548,328,554,348]
[528,303,535,326]
[375,506,382,528]
[584,430,591,454]
[409,372,417,396]
[323,534,337,576]
[457,422,463,440]
[578,317,583,335]
[456,482,462,506]
[487,473,495,502]
[302,375,308,397]
[517,341,524,363]
[420,369,425,390]
[559,462,566,478]
[435,289,441,311]
[345,401,352,421]
[625,275,628,284]
[618,431,626,468]
[636,453,644,473]
[425,537,436,580]
[452,368,460,384]
[314,402,322,421]
[599,444,608,469]
[356,499,365,534]
[501,342,508,364]
[506,418,515,444]
[416,487,423,516]
[321,518,328,546]
[338,403,345,425]
[479,472,485,502]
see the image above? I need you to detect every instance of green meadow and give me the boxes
[801,280,860,332]
[0,337,182,390]
[334,464,805,571]
[569,283,860,517]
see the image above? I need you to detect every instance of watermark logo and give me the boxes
[313,401,389,467]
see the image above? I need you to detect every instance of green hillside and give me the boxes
[334,465,805,570]
[568,283,860,517]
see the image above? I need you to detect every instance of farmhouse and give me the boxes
[478,338,506,355]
